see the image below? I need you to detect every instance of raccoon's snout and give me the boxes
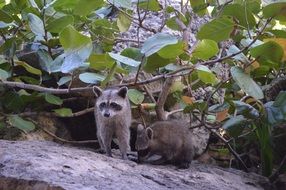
[104,112,110,117]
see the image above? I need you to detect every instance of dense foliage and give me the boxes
[0,0,286,180]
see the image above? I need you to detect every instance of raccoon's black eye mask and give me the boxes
[99,102,122,111]
[110,102,122,111]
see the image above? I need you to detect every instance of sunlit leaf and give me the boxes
[8,115,35,132]
[53,108,73,117]
[128,89,144,105]
[192,39,219,60]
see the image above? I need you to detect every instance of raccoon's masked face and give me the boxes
[94,86,128,118]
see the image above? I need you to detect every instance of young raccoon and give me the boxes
[93,86,131,160]
[135,120,194,168]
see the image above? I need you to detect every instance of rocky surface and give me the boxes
[0,140,269,190]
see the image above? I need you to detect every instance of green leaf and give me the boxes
[222,4,256,29]
[143,53,172,73]
[79,72,105,84]
[15,61,42,75]
[53,108,73,117]
[8,115,35,132]
[233,101,260,119]
[227,45,249,63]
[0,68,9,80]
[74,0,104,16]
[141,33,178,56]
[27,13,45,37]
[108,53,140,67]
[190,0,208,16]
[57,76,72,86]
[230,66,264,99]
[121,48,143,61]
[38,50,62,74]
[44,93,63,105]
[117,12,131,32]
[196,65,218,85]
[250,41,284,65]
[59,25,92,73]
[264,101,285,125]
[269,30,286,38]
[89,53,115,70]
[192,39,219,60]
[263,2,286,21]
[111,0,132,9]
[197,17,234,42]
[137,0,162,11]
[46,16,74,33]
[0,9,13,23]
[166,16,180,31]
[128,89,144,105]
[157,41,185,59]
[222,115,247,137]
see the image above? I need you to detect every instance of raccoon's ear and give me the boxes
[137,124,145,131]
[146,127,153,139]
[118,86,128,98]
[93,86,102,97]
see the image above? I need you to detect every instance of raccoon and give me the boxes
[93,86,131,160]
[135,120,194,168]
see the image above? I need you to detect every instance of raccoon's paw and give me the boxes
[177,162,190,169]
[95,148,106,154]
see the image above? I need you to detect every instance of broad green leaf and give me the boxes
[190,0,208,16]
[89,53,115,70]
[57,76,72,86]
[117,12,131,32]
[37,50,62,74]
[0,9,13,22]
[53,108,73,117]
[222,4,256,29]
[74,0,104,16]
[227,45,249,63]
[46,16,74,33]
[2,91,25,112]
[137,0,162,11]
[44,93,63,105]
[79,72,105,84]
[269,30,286,38]
[273,91,286,108]
[265,101,286,125]
[121,48,143,61]
[192,39,219,60]
[111,0,132,9]
[222,115,247,137]
[15,61,42,75]
[235,0,261,14]
[263,2,286,21]
[8,115,35,132]
[250,41,284,65]
[141,33,178,56]
[166,16,180,31]
[157,41,185,59]
[109,53,140,67]
[197,17,234,42]
[0,68,9,80]
[59,25,92,73]
[128,89,144,105]
[143,53,172,73]
[27,13,45,37]
[230,66,264,99]
[196,65,218,85]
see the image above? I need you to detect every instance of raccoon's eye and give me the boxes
[110,102,122,111]
[99,102,106,108]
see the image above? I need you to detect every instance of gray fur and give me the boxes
[136,120,195,168]
[94,86,131,159]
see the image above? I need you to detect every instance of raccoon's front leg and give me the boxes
[116,125,130,160]
[96,129,105,154]
[101,128,114,157]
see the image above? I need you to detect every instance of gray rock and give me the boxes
[0,140,269,190]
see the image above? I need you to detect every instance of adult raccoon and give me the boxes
[93,86,131,160]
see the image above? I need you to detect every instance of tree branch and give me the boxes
[155,78,175,120]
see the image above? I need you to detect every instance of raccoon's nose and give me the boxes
[104,112,110,117]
